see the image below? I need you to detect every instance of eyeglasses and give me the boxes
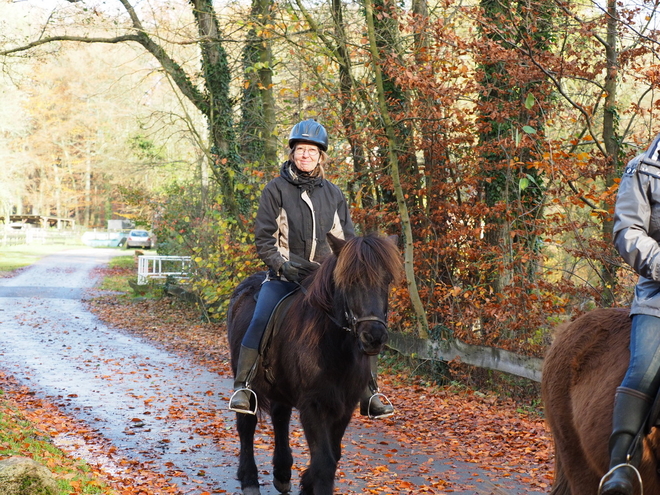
[294,147,320,158]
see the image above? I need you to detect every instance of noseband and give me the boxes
[341,309,388,336]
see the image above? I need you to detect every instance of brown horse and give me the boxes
[226,233,402,495]
[542,308,660,495]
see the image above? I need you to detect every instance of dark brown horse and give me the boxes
[542,308,660,495]
[226,233,402,495]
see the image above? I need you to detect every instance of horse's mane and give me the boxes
[304,234,403,313]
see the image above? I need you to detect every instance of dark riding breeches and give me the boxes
[621,314,660,397]
[241,279,297,350]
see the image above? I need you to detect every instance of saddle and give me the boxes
[648,391,660,431]
[253,286,299,385]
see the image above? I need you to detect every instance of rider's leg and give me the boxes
[359,354,394,419]
[230,279,297,414]
[230,345,260,413]
[600,387,652,495]
[600,314,660,495]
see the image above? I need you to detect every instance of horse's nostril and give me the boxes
[359,328,388,353]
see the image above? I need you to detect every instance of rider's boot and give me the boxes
[599,387,652,495]
[229,345,259,414]
[360,355,394,419]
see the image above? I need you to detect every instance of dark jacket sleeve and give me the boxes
[254,182,286,273]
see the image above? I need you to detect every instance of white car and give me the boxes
[125,229,156,249]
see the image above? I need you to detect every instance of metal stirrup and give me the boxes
[598,463,643,495]
[366,392,394,419]
[229,387,258,416]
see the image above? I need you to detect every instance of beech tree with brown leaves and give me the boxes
[5,0,660,364]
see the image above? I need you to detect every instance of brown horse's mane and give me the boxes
[303,234,403,314]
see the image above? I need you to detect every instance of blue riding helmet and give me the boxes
[289,119,328,152]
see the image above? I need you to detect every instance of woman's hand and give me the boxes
[281,261,302,282]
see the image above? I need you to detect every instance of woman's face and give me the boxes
[293,143,321,173]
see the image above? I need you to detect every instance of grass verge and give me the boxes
[0,391,110,494]
[95,254,166,300]
[95,255,137,293]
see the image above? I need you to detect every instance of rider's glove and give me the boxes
[280,261,302,282]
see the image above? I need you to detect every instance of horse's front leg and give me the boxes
[299,407,339,495]
[329,409,354,465]
[237,412,261,495]
[270,401,293,493]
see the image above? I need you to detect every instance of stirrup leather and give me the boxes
[229,387,258,415]
[365,392,394,419]
[598,463,643,495]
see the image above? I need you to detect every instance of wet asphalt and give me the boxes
[0,248,539,494]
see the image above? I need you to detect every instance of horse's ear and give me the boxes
[387,234,398,246]
[327,233,347,255]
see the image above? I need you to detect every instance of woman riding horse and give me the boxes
[601,134,660,495]
[229,118,394,419]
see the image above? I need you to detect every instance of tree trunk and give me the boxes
[117,0,244,222]
[599,0,620,306]
[330,0,370,213]
[364,0,429,339]
[240,0,277,166]
[52,161,61,226]
[85,159,92,228]
[372,0,420,204]
[188,0,243,221]
[477,0,552,293]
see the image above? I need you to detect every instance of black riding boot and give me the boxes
[229,345,259,414]
[360,355,394,419]
[599,387,653,495]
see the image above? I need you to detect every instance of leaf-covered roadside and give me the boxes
[0,387,109,494]
[0,372,187,494]
[85,262,555,493]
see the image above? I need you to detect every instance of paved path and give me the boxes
[0,248,537,494]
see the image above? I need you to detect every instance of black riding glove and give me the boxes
[281,261,302,282]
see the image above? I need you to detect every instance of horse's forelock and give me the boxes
[304,234,402,312]
[334,235,402,290]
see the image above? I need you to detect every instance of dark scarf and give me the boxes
[280,161,323,194]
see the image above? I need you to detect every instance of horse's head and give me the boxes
[326,233,403,355]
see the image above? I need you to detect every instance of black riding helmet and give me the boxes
[288,119,328,152]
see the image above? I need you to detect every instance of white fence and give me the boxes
[0,228,81,247]
[137,255,192,285]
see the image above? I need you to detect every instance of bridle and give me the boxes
[296,282,388,337]
[338,308,388,337]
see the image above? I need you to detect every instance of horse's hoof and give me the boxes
[273,478,291,493]
[242,487,261,495]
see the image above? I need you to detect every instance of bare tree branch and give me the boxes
[1,35,141,56]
